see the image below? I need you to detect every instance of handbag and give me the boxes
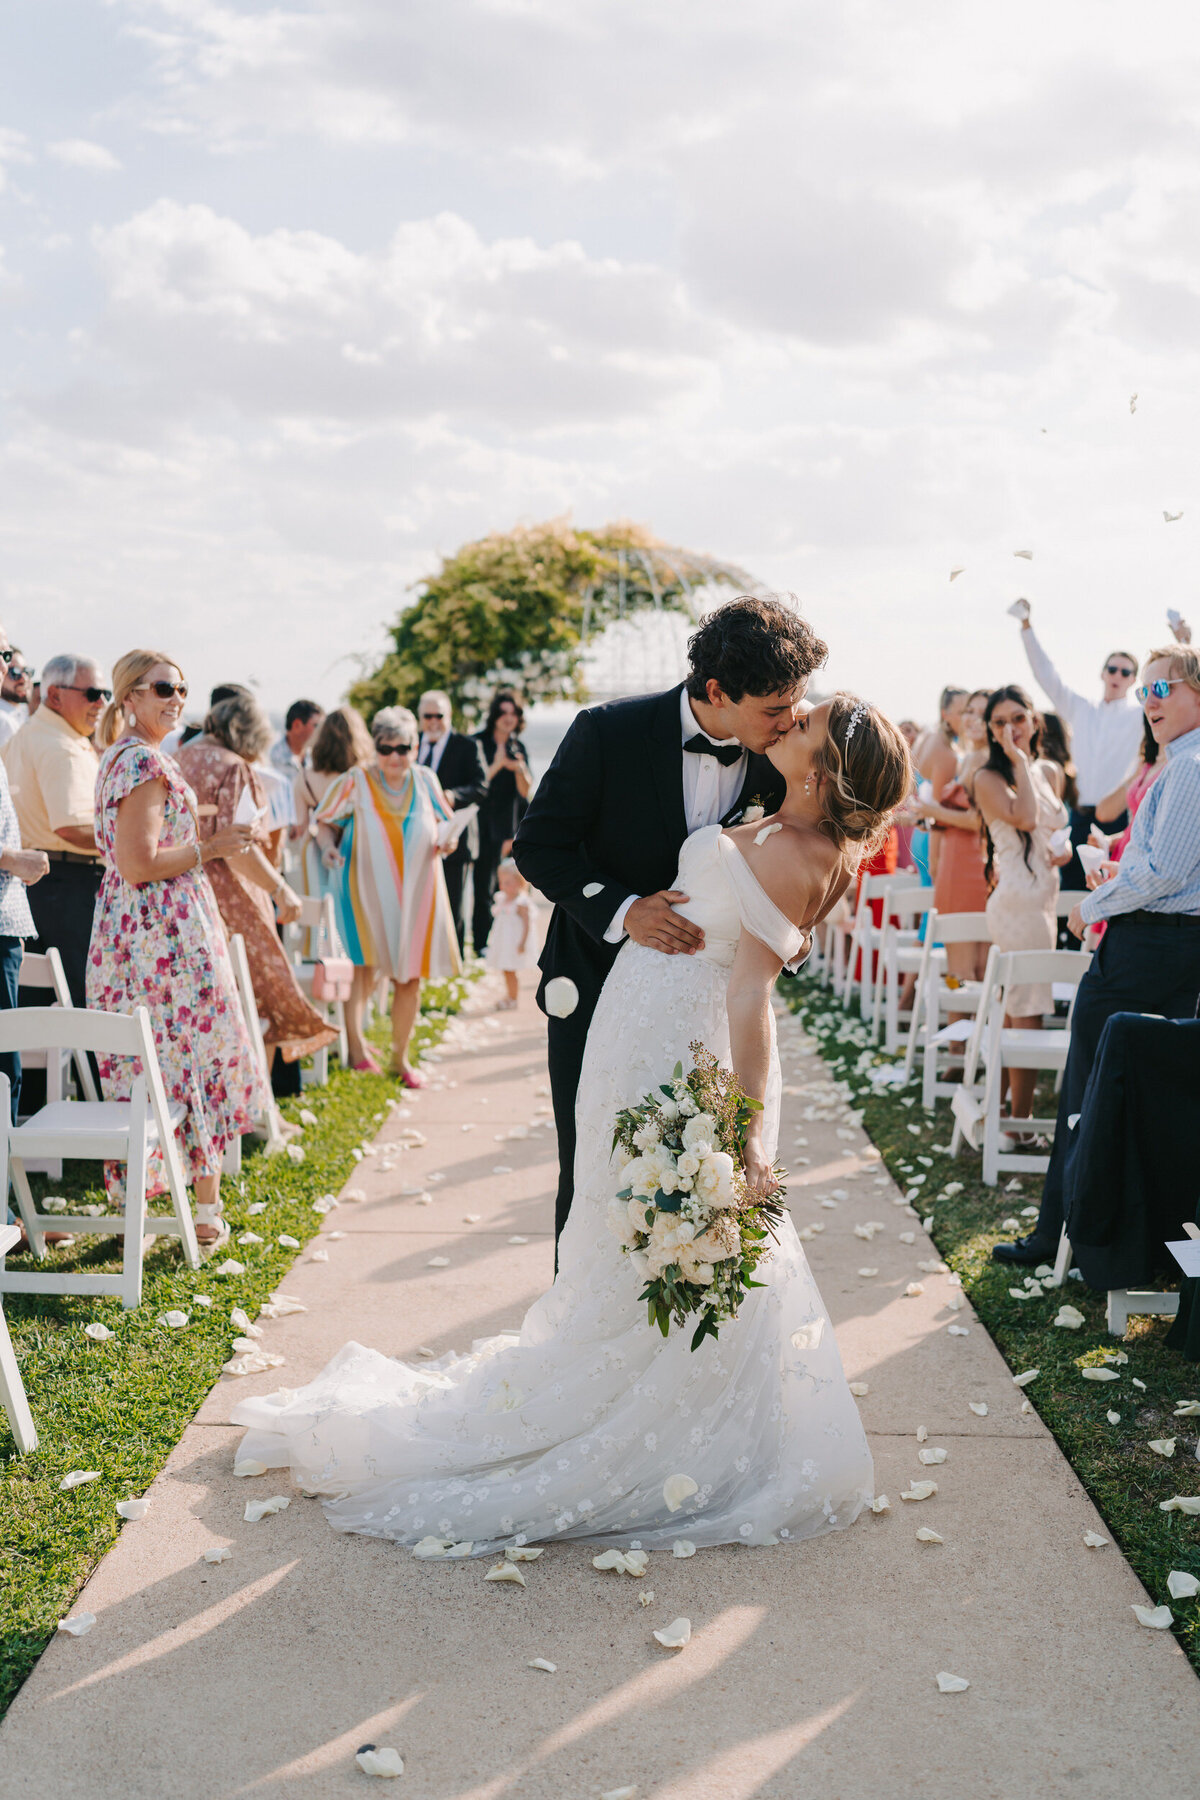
[311,956,354,1003]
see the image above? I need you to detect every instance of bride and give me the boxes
[233,695,912,1555]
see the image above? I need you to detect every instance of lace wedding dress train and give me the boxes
[232,824,873,1553]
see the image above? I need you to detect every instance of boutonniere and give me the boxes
[741,796,766,824]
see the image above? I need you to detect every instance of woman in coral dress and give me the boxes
[87,652,268,1242]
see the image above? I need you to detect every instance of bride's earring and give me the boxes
[803,773,814,795]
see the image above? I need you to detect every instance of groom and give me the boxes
[513,593,828,1245]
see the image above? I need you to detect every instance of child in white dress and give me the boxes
[485,859,538,1008]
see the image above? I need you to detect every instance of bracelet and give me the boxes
[193,842,203,874]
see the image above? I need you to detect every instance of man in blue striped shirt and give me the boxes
[995,642,1200,1265]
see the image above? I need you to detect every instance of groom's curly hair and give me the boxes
[685,594,828,702]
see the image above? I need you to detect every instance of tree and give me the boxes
[349,517,754,723]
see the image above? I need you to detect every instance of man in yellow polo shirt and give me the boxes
[3,653,108,1008]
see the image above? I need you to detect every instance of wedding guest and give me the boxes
[270,699,324,784]
[1017,605,1143,887]
[471,689,533,954]
[486,858,537,1010]
[177,693,337,1073]
[0,622,47,1122]
[995,642,1200,1266]
[973,685,1070,1131]
[1093,712,1162,861]
[912,687,966,883]
[3,653,108,1008]
[913,686,991,981]
[1037,713,1079,811]
[292,705,374,915]
[316,705,460,1082]
[88,651,265,1242]
[0,652,32,751]
[416,689,487,953]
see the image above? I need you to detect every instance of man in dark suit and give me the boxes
[417,689,489,953]
[514,594,828,1247]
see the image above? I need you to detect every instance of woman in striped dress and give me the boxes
[316,705,460,1082]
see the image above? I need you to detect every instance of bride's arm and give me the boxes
[726,932,785,1196]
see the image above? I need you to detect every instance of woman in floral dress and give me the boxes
[87,650,268,1243]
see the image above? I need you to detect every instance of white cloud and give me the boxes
[47,139,122,173]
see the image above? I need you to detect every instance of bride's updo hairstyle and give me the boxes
[812,692,912,862]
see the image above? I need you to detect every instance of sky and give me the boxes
[2,0,1198,726]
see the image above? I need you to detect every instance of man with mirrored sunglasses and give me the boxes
[0,651,32,752]
[2,652,109,1017]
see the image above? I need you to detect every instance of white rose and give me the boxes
[677,1149,701,1178]
[742,804,765,823]
[633,1121,661,1151]
[607,1198,640,1246]
[691,1223,739,1263]
[627,1197,654,1235]
[629,1249,649,1278]
[677,1094,698,1117]
[659,1098,680,1122]
[694,1150,739,1209]
[681,1112,717,1152]
[612,1143,635,1174]
[676,1240,716,1286]
[623,1157,658,1200]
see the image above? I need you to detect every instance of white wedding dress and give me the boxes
[233,824,873,1552]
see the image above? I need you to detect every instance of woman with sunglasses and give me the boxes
[315,704,460,1081]
[87,652,268,1244]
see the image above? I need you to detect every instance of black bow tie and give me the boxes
[683,733,743,767]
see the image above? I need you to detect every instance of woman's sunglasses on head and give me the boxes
[1137,678,1185,703]
[377,741,414,758]
[135,680,188,700]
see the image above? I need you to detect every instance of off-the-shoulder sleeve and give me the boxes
[718,836,806,970]
[99,741,170,810]
[315,769,358,827]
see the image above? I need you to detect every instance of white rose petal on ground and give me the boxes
[505,1546,544,1562]
[115,1498,151,1520]
[237,1233,264,1246]
[672,1540,697,1558]
[159,1311,189,1328]
[968,1403,988,1417]
[948,1325,970,1336]
[484,1561,526,1586]
[1054,1305,1086,1330]
[848,1383,869,1398]
[1132,1377,1147,1390]
[1106,1410,1121,1424]
[1167,1570,1200,1599]
[214,1259,245,1276]
[299,1108,318,1127]
[652,1617,692,1649]
[285,1144,305,1164]
[528,1657,557,1672]
[1081,1367,1119,1382]
[233,1459,268,1478]
[278,1234,300,1249]
[202,1546,232,1564]
[1149,1439,1177,1457]
[904,1283,925,1298]
[544,977,579,1018]
[600,1788,639,1800]
[341,1187,367,1203]
[57,1612,97,1637]
[310,1249,330,1263]
[244,1496,290,1523]
[1173,1400,1200,1417]
[871,1495,890,1513]
[427,1257,451,1268]
[936,1671,970,1692]
[663,1474,698,1512]
[916,1427,928,1443]
[60,1471,101,1490]
[1013,1369,1039,1387]
[1082,1531,1108,1548]
[918,1448,948,1465]
[355,1746,404,1778]
[1161,1496,1200,1515]
[901,1482,938,1501]
[1132,1604,1174,1629]
[83,1323,113,1342]
[413,1536,456,1559]
[857,1268,879,1278]
[915,1528,943,1544]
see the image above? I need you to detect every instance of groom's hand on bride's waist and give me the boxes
[625,891,705,955]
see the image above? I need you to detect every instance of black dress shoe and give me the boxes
[991,1234,1056,1266]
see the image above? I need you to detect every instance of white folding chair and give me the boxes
[875,888,934,1051]
[1052,1143,1192,1336]
[227,934,288,1158]
[843,872,923,1018]
[0,1006,200,1309]
[0,1223,36,1452]
[283,894,349,1082]
[906,911,993,1100]
[16,947,99,1179]
[950,948,1091,1184]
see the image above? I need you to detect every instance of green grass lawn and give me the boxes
[0,969,477,1718]
[787,973,1200,1676]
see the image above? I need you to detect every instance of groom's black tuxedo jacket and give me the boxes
[512,683,786,1025]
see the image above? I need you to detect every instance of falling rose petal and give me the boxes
[1167,1570,1200,1599]
[1081,1367,1119,1382]
[915,1528,943,1544]
[355,1746,405,1778]
[83,1322,113,1342]
[663,1474,698,1513]
[582,882,604,898]
[1164,509,1185,522]
[936,1671,970,1692]
[544,976,579,1018]
[652,1617,692,1649]
[1013,1369,1040,1387]
[60,1470,101,1490]
[528,1657,557,1672]
[1132,1604,1174,1630]
[672,1540,697,1558]
[950,566,965,581]
[1082,1531,1108,1548]
[202,1546,232,1564]
[1149,1439,1177,1458]
[1013,549,1033,560]
[1130,393,1138,411]
[115,1498,151,1520]
[918,1448,948,1465]
[901,1482,938,1502]
[57,1612,97,1637]
[968,1402,988,1417]
[484,1561,526,1586]
[244,1496,290,1523]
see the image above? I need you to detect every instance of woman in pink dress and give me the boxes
[88,651,267,1244]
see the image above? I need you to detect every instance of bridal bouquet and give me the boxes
[607,1043,786,1351]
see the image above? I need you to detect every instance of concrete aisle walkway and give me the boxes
[2,979,1198,1800]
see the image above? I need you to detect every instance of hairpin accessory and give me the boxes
[843,702,868,745]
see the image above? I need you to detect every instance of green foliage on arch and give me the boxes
[348,517,753,723]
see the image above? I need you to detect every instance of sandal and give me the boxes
[195,1205,230,1250]
[397,1065,427,1090]
[351,1049,382,1074]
